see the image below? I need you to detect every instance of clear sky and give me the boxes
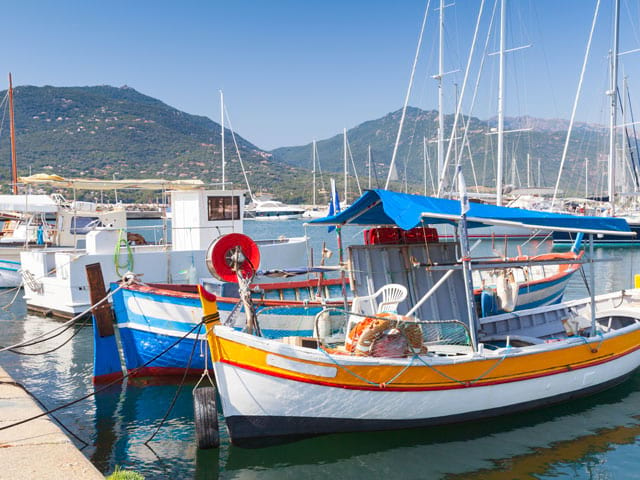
[2,0,639,150]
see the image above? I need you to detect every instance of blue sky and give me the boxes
[2,1,639,150]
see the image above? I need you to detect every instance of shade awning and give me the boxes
[0,194,59,213]
[18,174,206,191]
[309,190,633,236]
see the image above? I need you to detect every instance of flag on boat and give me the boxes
[457,167,469,215]
[328,178,341,232]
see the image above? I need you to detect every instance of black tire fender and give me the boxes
[193,386,219,449]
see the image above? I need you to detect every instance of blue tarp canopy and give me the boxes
[309,189,633,236]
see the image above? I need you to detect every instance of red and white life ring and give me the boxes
[205,233,260,283]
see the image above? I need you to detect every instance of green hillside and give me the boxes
[0,85,612,205]
[0,85,310,202]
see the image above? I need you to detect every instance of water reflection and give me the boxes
[214,373,640,479]
[0,224,639,479]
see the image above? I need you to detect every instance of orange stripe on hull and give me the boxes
[212,329,640,392]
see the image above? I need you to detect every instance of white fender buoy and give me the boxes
[496,270,519,313]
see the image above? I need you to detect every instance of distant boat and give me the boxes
[246,199,305,220]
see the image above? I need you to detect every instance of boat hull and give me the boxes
[210,318,640,446]
[112,280,347,376]
[222,367,635,447]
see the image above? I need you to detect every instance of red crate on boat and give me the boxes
[403,226,439,244]
[364,227,403,245]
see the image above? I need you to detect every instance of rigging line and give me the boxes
[8,319,90,356]
[627,86,640,189]
[346,136,362,195]
[552,0,601,208]
[0,380,89,447]
[145,325,202,445]
[0,283,125,353]
[385,0,431,189]
[224,104,254,201]
[437,0,488,196]
[615,85,637,190]
[0,320,205,434]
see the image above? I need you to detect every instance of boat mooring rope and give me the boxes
[145,324,203,445]
[0,379,90,448]
[0,283,126,354]
[0,320,205,435]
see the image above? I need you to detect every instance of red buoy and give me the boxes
[206,233,260,283]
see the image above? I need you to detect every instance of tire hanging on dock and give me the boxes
[193,386,220,449]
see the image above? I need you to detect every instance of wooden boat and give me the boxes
[194,189,640,448]
[111,277,348,376]
[109,236,581,378]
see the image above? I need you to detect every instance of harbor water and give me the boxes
[0,220,639,479]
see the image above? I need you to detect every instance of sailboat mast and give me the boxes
[423,136,428,195]
[496,0,506,206]
[343,128,348,204]
[437,0,445,183]
[8,73,17,195]
[368,145,372,190]
[608,0,620,214]
[220,90,225,191]
[312,140,317,206]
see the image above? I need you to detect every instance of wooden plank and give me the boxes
[85,263,115,337]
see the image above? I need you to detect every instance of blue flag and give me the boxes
[328,178,341,233]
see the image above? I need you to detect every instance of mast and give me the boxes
[343,128,348,204]
[220,90,225,191]
[437,0,445,183]
[496,0,506,206]
[368,145,372,190]
[312,140,317,206]
[8,73,17,194]
[423,136,428,195]
[585,158,589,198]
[608,0,620,214]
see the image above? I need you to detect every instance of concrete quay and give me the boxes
[0,366,103,479]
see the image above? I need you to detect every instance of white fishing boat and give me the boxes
[20,184,308,318]
[192,188,640,448]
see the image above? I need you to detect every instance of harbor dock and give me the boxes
[0,366,103,479]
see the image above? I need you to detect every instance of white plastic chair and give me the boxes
[347,284,408,334]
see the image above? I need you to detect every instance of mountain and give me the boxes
[0,85,310,202]
[0,85,614,204]
[271,107,610,200]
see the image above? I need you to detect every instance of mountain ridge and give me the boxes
[0,85,610,203]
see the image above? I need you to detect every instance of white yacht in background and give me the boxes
[246,199,305,220]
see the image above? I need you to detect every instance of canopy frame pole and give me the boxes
[589,233,597,336]
[458,212,478,351]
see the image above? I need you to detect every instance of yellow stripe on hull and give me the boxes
[209,327,640,391]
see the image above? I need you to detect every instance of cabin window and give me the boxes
[208,196,240,221]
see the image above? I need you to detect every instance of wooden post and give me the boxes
[86,262,114,336]
[86,263,123,383]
